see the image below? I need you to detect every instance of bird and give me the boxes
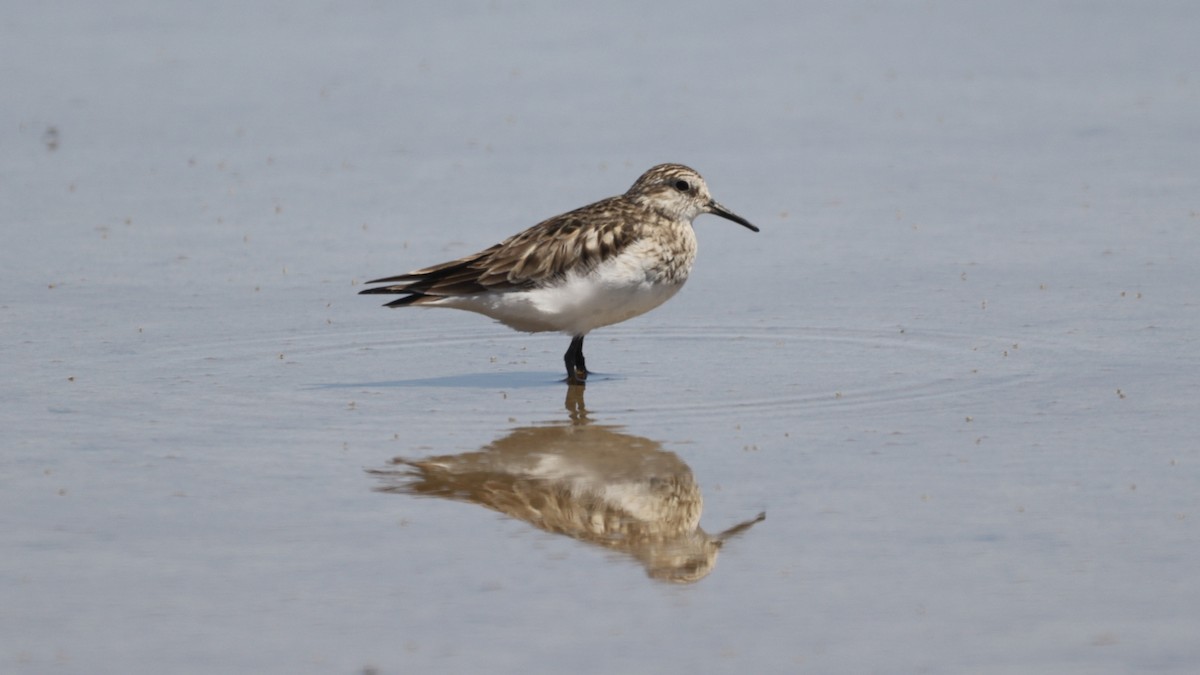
[359,163,758,383]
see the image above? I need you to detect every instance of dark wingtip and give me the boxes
[358,286,404,296]
[357,282,427,307]
[383,294,425,308]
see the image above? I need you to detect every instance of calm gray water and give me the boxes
[4,2,1199,673]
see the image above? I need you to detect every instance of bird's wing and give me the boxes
[361,197,644,298]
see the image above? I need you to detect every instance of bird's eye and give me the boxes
[673,180,690,192]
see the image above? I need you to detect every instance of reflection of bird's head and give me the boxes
[638,511,766,584]
[640,536,722,584]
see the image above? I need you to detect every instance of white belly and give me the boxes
[432,243,691,335]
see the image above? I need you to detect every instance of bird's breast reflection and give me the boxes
[369,385,764,583]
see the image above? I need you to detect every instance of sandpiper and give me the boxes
[359,163,758,383]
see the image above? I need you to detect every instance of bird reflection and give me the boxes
[370,385,764,583]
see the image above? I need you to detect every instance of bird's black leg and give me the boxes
[575,338,587,375]
[564,335,588,384]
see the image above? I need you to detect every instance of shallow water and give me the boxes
[4,1,1200,673]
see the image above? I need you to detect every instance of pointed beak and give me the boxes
[707,200,759,232]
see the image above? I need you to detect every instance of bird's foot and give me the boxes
[565,366,588,385]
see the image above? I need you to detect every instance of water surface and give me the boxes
[3,2,1199,673]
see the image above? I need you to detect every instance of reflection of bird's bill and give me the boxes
[712,512,766,547]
